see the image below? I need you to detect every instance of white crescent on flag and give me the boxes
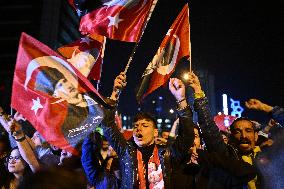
[24,56,78,91]
[157,35,180,75]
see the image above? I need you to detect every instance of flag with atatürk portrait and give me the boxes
[11,32,108,155]
[68,0,156,42]
[57,33,106,81]
[136,4,190,102]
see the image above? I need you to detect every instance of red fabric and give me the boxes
[140,4,190,101]
[57,34,106,81]
[122,129,133,140]
[137,146,164,189]
[214,114,236,131]
[11,33,106,155]
[79,0,155,42]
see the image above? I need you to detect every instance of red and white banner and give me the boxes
[11,33,107,154]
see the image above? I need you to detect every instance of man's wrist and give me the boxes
[194,90,205,99]
[261,104,273,113]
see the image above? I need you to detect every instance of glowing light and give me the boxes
[165,119,170,123]
[230,98,244,118]
[159,96,163,100]
[222,94,228,115]
[123,116,127,121]
[152,100,156,104]
[157,119,162,123]
[169,109,174,114]
[183,73,190,81]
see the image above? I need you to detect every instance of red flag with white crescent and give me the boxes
[57,33,106,81]
[136,4,190,102]
[11,32,108,154]
[69,0,156,42]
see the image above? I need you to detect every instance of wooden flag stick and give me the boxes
[188,3,192,73]
[115,0,159,99]
[124,0,159,74]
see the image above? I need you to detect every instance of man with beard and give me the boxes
[229,118,261,188]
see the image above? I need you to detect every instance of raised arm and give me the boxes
[168,78,195,160]
[81,133,103,186]
[188,72,228,155]
[0,108,41,173]
[100,72,129,157]
[245,98,284,126]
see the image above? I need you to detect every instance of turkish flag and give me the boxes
[136,4,190,102]
[69,0,156,42]
[11,32,108,155]
[57,33,106,81]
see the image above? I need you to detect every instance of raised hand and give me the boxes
[110,72,127,102]
[0,106,12,132]
[245,98,273,113]
[188,72,202,93]
[169,78,185,101]
[14,111,26,122]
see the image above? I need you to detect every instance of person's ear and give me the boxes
[254,132,258,143]
[154,129,159,138]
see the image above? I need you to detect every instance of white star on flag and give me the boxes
[166,29,173,36]
[107,14,123,29]
[31,97,43,115]
[80,37,91,45]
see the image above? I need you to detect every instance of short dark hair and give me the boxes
[230,117,256,132]
[133,112,157,129]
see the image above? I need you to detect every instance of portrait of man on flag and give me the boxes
[136,4,190,102]
[57,34,106,81]
[12,33,106,154]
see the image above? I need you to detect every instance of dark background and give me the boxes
[0,0,283,125]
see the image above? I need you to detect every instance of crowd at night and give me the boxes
[0,0,283,189]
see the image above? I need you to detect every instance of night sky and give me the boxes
[98,1,284,123]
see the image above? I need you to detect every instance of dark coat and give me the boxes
[101,106,195,189]
[170,97,257,189]
[81,136,120,189]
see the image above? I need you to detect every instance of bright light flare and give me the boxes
[183,73,190,81]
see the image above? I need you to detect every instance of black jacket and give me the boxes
[101,106,195,189]
[171,97,257,189]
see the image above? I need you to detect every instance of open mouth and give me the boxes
[240,140,250,145]
[239,140,251,148]
[136,134,143,140]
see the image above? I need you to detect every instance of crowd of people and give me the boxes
[0,72,283,189]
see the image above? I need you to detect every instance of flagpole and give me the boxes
[115,0,159,98]
[188,3,192,73]
[124,0,159,74]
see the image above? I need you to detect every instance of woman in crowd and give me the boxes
[3,147,31,189]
